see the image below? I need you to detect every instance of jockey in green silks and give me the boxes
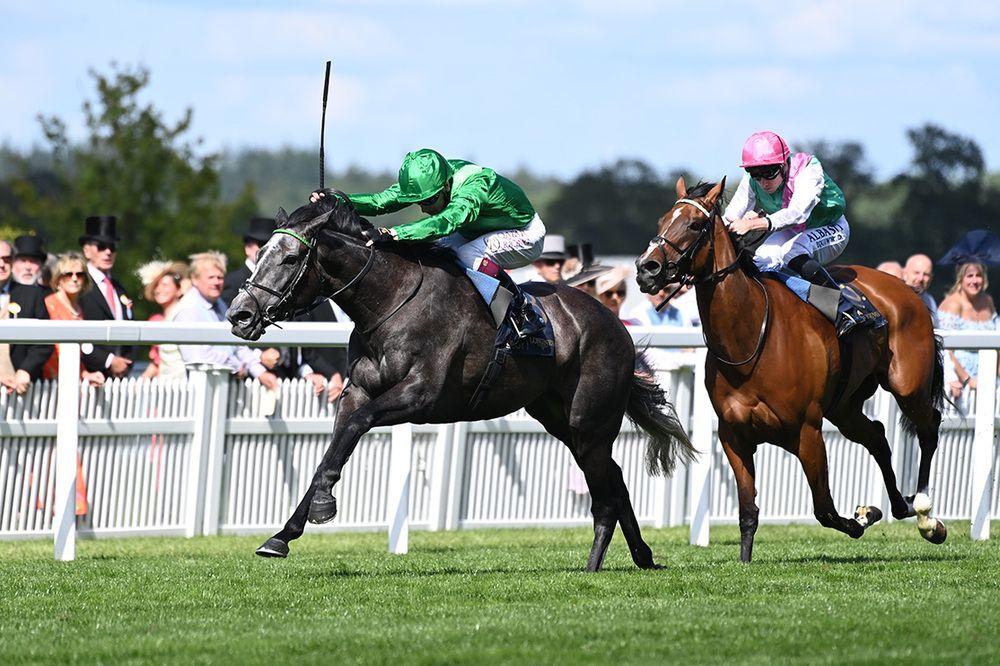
[312,148,546,338]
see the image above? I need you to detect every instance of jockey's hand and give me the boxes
[309,188,337,203]
[363,227,397,246]
[728,213,768,237]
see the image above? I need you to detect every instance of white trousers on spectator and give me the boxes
[437,214,546,269]
[752,217,850,271]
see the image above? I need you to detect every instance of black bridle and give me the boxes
[646,197,770,367]
[239,226,376,331]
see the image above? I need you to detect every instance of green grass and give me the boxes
[1,522,998,665]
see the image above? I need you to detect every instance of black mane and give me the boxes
[295,190,460,266]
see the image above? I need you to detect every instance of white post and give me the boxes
[201,370,230,536]
[54,343,80,561]
[971,349,997,541]
[426,424,454,531]
[387,423,412,554]
[874,388,898,521]
[443,422,469,531]
[688,348,712,547]
[184,367,211,538]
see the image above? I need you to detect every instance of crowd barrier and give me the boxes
[0,321,997,560]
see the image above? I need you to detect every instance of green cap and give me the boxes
[397,149,452,203]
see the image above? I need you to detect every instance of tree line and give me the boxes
[2,64,998,317]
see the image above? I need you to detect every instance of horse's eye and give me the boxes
[279,253,299,266]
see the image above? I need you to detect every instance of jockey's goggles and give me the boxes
[746,165,783,181]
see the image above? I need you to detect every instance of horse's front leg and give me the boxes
[256,387,370,557]
[719,423,759,563]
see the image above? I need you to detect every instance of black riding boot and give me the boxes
[496,270,545,338]
[789,255,885,337]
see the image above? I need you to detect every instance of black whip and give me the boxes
[319,60,331,189]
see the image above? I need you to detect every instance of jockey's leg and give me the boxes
[788,254,885,337]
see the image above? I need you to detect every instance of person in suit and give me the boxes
[0,239,52,394]
[78,215,135,377]
[221,216,276,306]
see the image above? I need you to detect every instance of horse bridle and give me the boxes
[239,227,376,330]
[647,197,770,367]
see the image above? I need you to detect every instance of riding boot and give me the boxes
[789,255,885,337]
[495,269,546,338]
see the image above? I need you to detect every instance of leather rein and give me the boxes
[648,197,770,367]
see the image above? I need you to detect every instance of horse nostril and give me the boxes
[640,260,660,276]
[228,309,253,327]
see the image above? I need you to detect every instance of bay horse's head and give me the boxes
[227,192,370,341]
[634,177,727,294]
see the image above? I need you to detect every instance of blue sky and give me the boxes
[2,1,999,183]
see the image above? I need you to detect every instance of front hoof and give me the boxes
[308,490,338,524]
[854,505,883,530]
[255,538,289,558]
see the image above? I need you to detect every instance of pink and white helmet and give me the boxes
[740,131,790,168]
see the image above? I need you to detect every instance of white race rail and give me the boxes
[1,321,997,560]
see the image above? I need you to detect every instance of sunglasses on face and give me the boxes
[419,191,443,207]
[0,255,12,265]
[746,165,783,181]
[96,242,117,252]
[601,289,626,298]
[540,259,564,267]
[62,271,87,281]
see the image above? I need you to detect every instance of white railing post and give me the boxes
[201,370,230,536]
[387,423,412,553]
[184,367,211,537]
[971,349,997,541]
[443,422,469,531]
[688,348,712,547]
[54,343,80,561]
[426,424,454,531]
[874,388,898,521]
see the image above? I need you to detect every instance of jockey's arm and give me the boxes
[722,174,755,224]
[348,183,411,217]
[766,161,824,230]
[392,180,487,242]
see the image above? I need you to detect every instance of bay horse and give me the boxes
[634,178,947,563]
[226,192,695,571]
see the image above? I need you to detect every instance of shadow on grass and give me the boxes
[770,551,967,565]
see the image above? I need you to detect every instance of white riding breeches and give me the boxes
[436,214,546,269]
[752,217,850,271]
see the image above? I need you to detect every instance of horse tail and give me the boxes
[900,334,946,436]
[625,366,696,476]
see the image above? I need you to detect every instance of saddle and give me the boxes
[766,271,886,338]
[463,267,555,408]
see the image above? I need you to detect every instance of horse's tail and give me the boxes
[900,334,947,435]
[625,367,696,476]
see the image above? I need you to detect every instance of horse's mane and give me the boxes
[683,180,760,274]
[294,189,460,266]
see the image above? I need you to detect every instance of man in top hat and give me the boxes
[11,235,49,288]
[222,216,276,306]
[78,215,135,377]
[529,234,568,284]
[0,239,52,394]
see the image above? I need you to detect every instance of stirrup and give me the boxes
[512,304,545,338]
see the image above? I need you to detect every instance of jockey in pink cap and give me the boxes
[723,130,884,337]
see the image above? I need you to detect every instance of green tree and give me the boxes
[3,64,256,316]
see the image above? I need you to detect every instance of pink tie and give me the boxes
[103,276,117,317]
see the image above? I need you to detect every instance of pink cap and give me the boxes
[740,131,790,168]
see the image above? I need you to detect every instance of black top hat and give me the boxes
[244,217,277,244]
[12,234,47,261]
[79,215,120,245]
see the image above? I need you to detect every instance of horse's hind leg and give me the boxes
[828,398,908,521]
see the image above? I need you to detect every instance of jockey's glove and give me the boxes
[364,227,397,246]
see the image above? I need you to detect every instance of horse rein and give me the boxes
[650,197,770,367]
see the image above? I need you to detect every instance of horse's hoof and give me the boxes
[255,538,289,558]
[308,492,338,524]
[854,505,883,529]
[920,518,948,545]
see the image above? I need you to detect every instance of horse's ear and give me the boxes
[705,179,726,207]
[275,207,289,227]
[675,176,687,199]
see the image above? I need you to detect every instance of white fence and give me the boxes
[0,321,997,560]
